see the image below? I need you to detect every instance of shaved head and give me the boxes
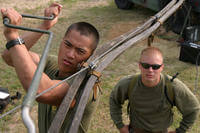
[140,46,163,63]
[139,46,164,87]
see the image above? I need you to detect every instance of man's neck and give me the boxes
[142,77,161,87]
[57,71,74,79]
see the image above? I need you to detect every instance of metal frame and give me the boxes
[3,14,54,133]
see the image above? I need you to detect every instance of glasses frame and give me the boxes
[140,62,163,70]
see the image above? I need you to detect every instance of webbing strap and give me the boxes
[90,70,102,101]
[92,81,102,101]
[164,85,174,107]
[128,75,138,100]
[164,75,175,107]
[127,75,138,115]
[80,62,89,68]
[80,62,102,101]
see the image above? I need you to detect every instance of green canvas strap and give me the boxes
[164,75,175,107]
[127,75,139,115]
[128,75,139,99]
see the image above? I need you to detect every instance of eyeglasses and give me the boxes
[140,62,162,70]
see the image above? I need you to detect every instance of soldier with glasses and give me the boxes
[109,46,200,133]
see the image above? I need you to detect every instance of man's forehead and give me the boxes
[141,50,162,57]
[65,30,94,40]
[140,51,163,62]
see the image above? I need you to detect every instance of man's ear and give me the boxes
[77,61,85,70]
[161,64,164,71]
[138,62,142,70]
[77,62,82,70]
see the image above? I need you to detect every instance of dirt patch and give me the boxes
[60,0,111,19]
[72,0,110,10]
[6,105,38,133]
[0,0,53,10]
[107,21,141,40]
[0,0,109,10]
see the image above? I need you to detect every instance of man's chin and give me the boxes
[145,77,155,82]
[60,67,72,74]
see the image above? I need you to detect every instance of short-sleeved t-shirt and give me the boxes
[38,55,99,133]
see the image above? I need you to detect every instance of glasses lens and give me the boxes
[140,62,162,70]
[140,63,151,69]
[151,64,162,70]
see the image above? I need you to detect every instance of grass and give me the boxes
[0,0,200,132]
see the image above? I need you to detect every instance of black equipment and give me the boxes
[0,87,21,114]
[179,41,200,65]
[183,26,200,42]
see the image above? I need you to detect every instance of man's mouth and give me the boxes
[63,59,73,66]
[146,74,153,78]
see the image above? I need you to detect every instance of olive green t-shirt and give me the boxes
[109,74,200,133]
[38,55,99,133]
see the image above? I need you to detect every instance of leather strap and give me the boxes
[6,37,25,50]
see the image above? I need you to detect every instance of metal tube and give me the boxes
[22,32,53,106]
[21,32,53,132]
[3,14,54,133]
[3,18,50,34]
[22,106,36,133]
[22,14,54,20]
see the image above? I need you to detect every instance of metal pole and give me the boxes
[22,107,36,133]
[3,14,54,133]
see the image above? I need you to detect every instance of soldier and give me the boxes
[110,46,200,133]
[1,3,99,132]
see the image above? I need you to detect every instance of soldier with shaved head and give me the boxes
[110,46,200,133]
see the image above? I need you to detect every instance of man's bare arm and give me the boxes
[1,5,67,106]
[9,44,69,106]
[1,3,62,66]
[22,3,62,50]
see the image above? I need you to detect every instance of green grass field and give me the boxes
[0,0,200,132]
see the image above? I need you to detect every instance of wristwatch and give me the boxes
[6,37,25,50]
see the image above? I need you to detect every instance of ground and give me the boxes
[0,0,200,133]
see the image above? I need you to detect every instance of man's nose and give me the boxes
[148,66,154,71]
[66,49,75,59]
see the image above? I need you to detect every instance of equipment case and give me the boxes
[179,41,200,65]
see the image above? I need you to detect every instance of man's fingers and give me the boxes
[45,6,62,18]
[50,2,63,8]
[1,8,22,25]
[45,8,57,17]
[49,2,62,14]
[57,5,62,14]
[1,8,8,18]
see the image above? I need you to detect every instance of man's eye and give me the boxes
[78,49,86,55]
[64,41,72,47]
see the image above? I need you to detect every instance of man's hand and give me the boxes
[41,3,62,30]
[119,125,129,133]
[1,8,22,41]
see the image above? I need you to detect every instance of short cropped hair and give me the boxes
[65,22,99,51]
[141,46,163,57]
[140,46,163,62]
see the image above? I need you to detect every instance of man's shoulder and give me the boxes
[116,74,140,88]
[44,55,58,78]
[163,73,192,94]
[46,55,58,63]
